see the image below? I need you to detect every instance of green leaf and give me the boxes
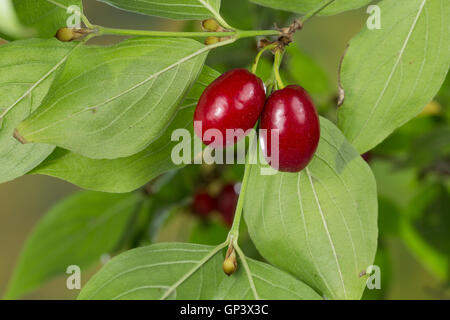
[249,0,371,16]
[1,0,84,39]
[16,37,208,159]
[244,118,378,300]
[78,243,322,300]
[338,0,450,153]
[0,39,78,184]
[286,44,329,94]
[97,0,221,20]
[0,0,33,39]
[30,66,220,193]
[189,222,229,245]
[4,191,142,300]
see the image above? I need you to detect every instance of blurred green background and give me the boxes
[0,0,448,299]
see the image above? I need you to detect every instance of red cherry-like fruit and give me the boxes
[192,191,216,217]
[217,184,239,227]
[194,69,266,148]
[260,85,320,172]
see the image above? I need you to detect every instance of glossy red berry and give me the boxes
[194,69,266,148]
[362,152,372,163]
[260,85,320,172]
[192,191,216,217]
[217,184,239,227]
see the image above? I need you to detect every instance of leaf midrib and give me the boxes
[0,43,80,122]
[21,42,210,139]
[351,0,428,145]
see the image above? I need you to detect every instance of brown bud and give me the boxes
[13,128,27,144]
[202,19,220,32]
[55,27,89,42]
[258,39,273,49]
[55,28,74,42]
[223,247,237,276]
[223,258,236,276]
[205,36,220,45]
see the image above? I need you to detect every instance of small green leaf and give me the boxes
[250,0,371,16]
[0,0,84,39]
[0,39,77,184]
[16,37,208,159]
[244,118,378,300]
[97,0,221,20]
[31,66,220,193]
[338,0,450,153]
[4,191,142,300]
[78,243,322,300]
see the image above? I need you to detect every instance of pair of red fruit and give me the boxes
[194,69,320,172]
[193,184,238,226]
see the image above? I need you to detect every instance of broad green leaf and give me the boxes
[0,0,84,39]
[97,0,221,20]
[402,182,449,280]
[250,0,371,16]
[4,191,142,300]
[338,0,450,153]
[31,66,220,193]
[16,37,208,159]
[0,39,77,184]
[244,118,378,300]
[78,243,322,300]
[0,0,33,39]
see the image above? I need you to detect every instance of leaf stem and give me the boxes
[236,30,281,38]
[81,14,94,29]
[227,131,256,240]
[160,241,228,300]
[97,26,233,38]
[96,26,280,39]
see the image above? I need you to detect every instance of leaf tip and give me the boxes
[13,128,28,144]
